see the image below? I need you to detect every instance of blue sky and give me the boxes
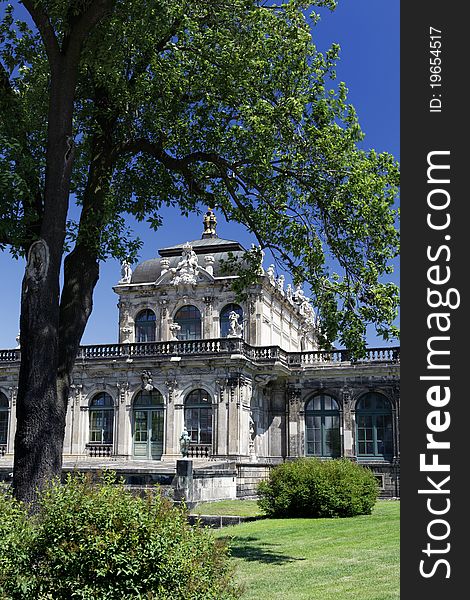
[0,0,399,349]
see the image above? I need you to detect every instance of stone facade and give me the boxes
[0,212,400,497]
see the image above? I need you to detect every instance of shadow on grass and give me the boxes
[220,536,305,565]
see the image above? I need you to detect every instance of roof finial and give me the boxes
[202,207,218,239]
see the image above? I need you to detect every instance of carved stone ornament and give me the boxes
[141,370,154,391]
[171,242,199,287]
[288,387,302,405]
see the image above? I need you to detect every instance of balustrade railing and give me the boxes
[187,444,212,459]
[0,349,20,362]
[85,444,113,458]
[1,339,399,367]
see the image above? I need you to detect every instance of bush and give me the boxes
[0,473,240,600]
[257,458,379,518]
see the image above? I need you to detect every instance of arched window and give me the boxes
[0,392,9,448]
[133,390,164,460]
[220,303,243,338]
[184,389,212,445]
[135,309,156,342]
[174,305,201,340]
[89,392,114,444]
[305,394,341,457]
[356,392,393,460]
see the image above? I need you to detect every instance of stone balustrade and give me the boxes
[187,444,212,459]
[85,444,113,458]
[0,339,399,367]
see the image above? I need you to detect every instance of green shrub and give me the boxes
[257,458,379,518]
[0,473,240,600]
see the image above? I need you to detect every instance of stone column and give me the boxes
[239,377,252,458]
[66,384,83,456]
[116,382,130,457]
[173,390,185,458]
[203,296,214,339]
[164,379,178,457]
[227,377,240,457]
[342,386,354,458]
[215,379,229,457]
[158,299,170,341]
[118,299,133,343]
[287,386,302,457]
[268,381,286,459]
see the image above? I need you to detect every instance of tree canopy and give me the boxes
[1,0,399,355]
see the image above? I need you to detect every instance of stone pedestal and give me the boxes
[173,459,194,504]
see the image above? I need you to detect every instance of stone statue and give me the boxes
[180,426,191,457]
[293,283,309,305]
[119,260,132,284]
[286,284,294,304]
[276,274,285,294]
[169,321,181,341]
[266,264,276,286]
[171,242,199,286]
[227,311,243,337]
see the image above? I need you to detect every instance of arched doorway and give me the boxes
[133,389,164,459]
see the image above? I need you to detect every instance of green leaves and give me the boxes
[1,0,399,353]
[0,473,240,599]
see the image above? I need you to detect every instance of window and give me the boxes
[135,309,156,342]
[174,305,201,340]
[305,394,341,457]
[184,389,212,445]
[133,390,164,460]
[89,392,114,444]
[0,393,9,447]
[220,303,243,338]
[356,393,393,460]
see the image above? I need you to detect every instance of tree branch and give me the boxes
[21,0,60,62]
[61,0,116,62]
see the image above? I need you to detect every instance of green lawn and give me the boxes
[213,501,400,600]
[191,499,263,517]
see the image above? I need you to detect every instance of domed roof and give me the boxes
[130,210,247,284]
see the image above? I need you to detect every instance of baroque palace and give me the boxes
[0,211,400,497]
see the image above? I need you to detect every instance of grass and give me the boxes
[191,499,264,518]
[213,500,400,600]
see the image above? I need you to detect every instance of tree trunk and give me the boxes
[13,239,66,503]
[13,55,78,502]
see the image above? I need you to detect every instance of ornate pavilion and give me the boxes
[0,211,400,497]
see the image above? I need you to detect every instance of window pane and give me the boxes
[174,305,202,340]
[90,392,113,407]
[89,410,113,443]
[134,390,164,407]
[134,411,148,442]
[135,309,156,342]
